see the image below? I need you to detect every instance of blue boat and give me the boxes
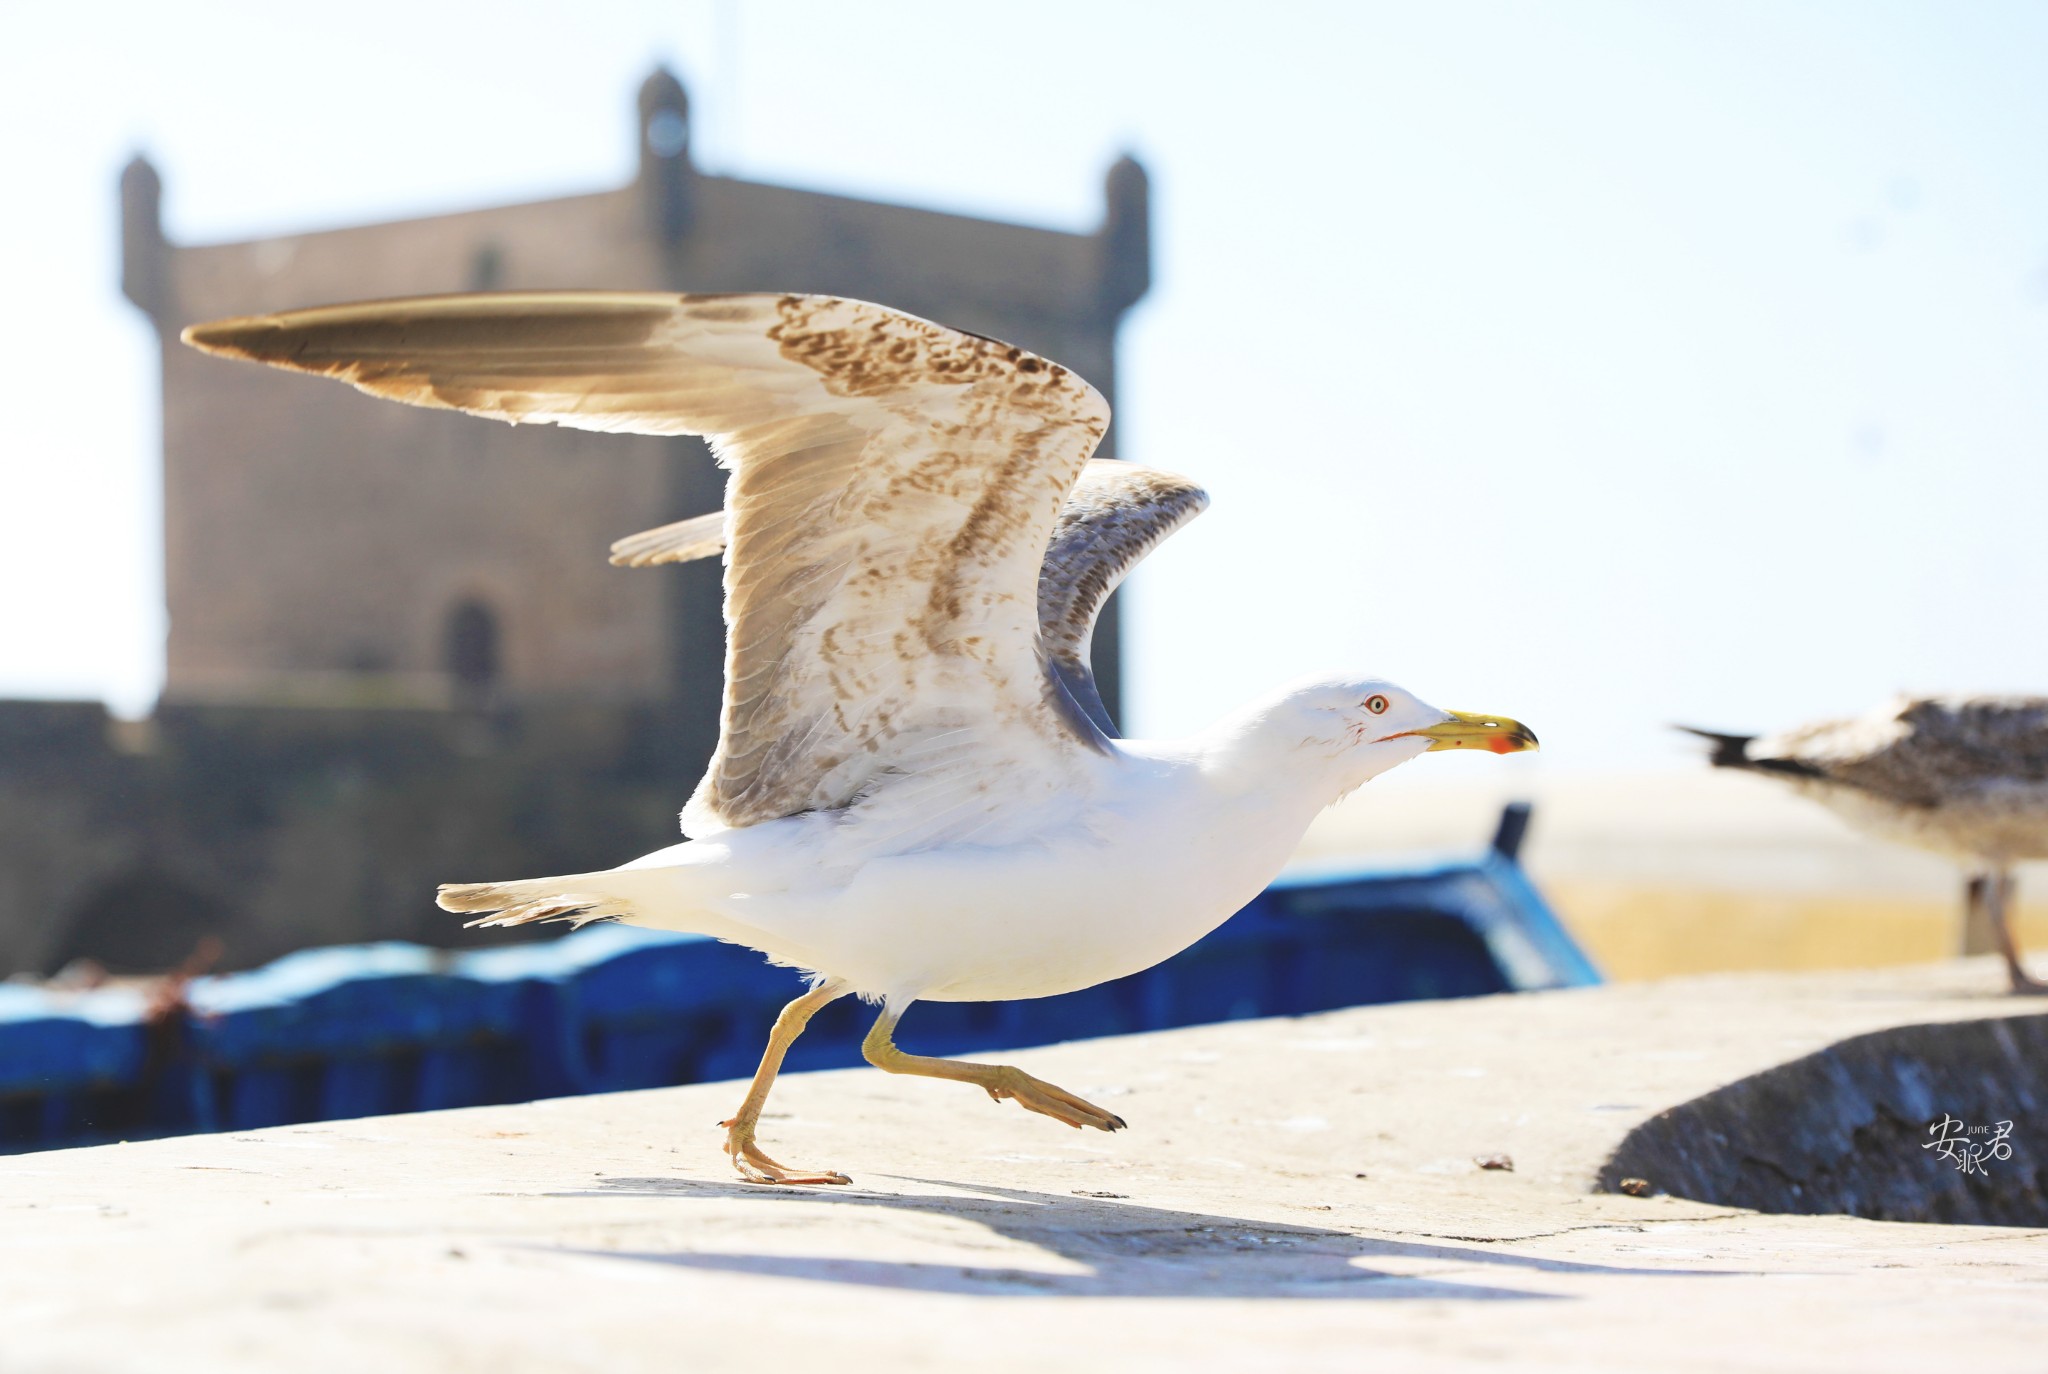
[0,804,1595,1152]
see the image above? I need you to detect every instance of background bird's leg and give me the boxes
[1961,873,1996,957]
[721,978,852,1185]
[861,1003,1126,1133]
[1984,869,2048,995]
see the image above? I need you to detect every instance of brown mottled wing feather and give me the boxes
[184,292,1111,834]
[1037,461,1208,735]
[609,511,726,568]
[1759,695,2048,807]
[601,458,1208,739]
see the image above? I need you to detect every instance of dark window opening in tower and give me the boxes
[468,243,503,291]
[444,599,500,699]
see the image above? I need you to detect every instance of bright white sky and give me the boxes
[3,1,2046,775]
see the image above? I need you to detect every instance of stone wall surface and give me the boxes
[0,698,685,975]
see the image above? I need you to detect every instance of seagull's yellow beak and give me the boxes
[1392,711,1540,756]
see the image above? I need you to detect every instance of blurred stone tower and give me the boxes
[0,68,1151,977]
[122,67,1152,773]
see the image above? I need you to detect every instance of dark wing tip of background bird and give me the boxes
[1673,724,1757,769]
[1674,725,1833,781]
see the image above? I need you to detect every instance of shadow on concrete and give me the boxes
[545,1173,1739,1300]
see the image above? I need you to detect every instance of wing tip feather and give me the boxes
[180,316,274,361]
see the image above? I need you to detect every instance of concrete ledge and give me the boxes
[3,961,2044,1372]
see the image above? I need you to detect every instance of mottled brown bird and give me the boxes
[1682,694,2048,994]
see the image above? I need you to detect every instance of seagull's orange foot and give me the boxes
[981,1067,1127,1133]
[720,1118,851,1186]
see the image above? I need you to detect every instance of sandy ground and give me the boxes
[2,961,2042,1373]
[1299,765,2048,979]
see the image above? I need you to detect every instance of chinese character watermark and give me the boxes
[1923,1114,2014,1177]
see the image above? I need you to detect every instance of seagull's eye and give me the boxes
[1365,695,1389,715]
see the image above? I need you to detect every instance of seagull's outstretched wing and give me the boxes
[608,458,1208,738]
[1037,461,1207,735]
[184,292,1111,835]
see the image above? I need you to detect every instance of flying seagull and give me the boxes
[1681,696,2048,995]
[185,292,1539,1184]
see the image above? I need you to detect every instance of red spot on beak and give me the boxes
[1487,735,1517,755]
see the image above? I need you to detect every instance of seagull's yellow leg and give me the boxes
[861,1005,1127,1133]
[721,978,852,1185]
[1985,870,2048,996]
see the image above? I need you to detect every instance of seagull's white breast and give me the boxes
[688,749,1325,1003]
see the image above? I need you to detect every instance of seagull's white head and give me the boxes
[1211,673,1539,804]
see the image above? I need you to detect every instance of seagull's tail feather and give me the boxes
[1674,725,1831,783]
[1673,725,1757,770]
[438,869,666,930]
[439,860,783,947]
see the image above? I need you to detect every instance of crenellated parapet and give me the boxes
[120,154,171,328]
[1097,153,1151,318]
[638,65,696,245]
